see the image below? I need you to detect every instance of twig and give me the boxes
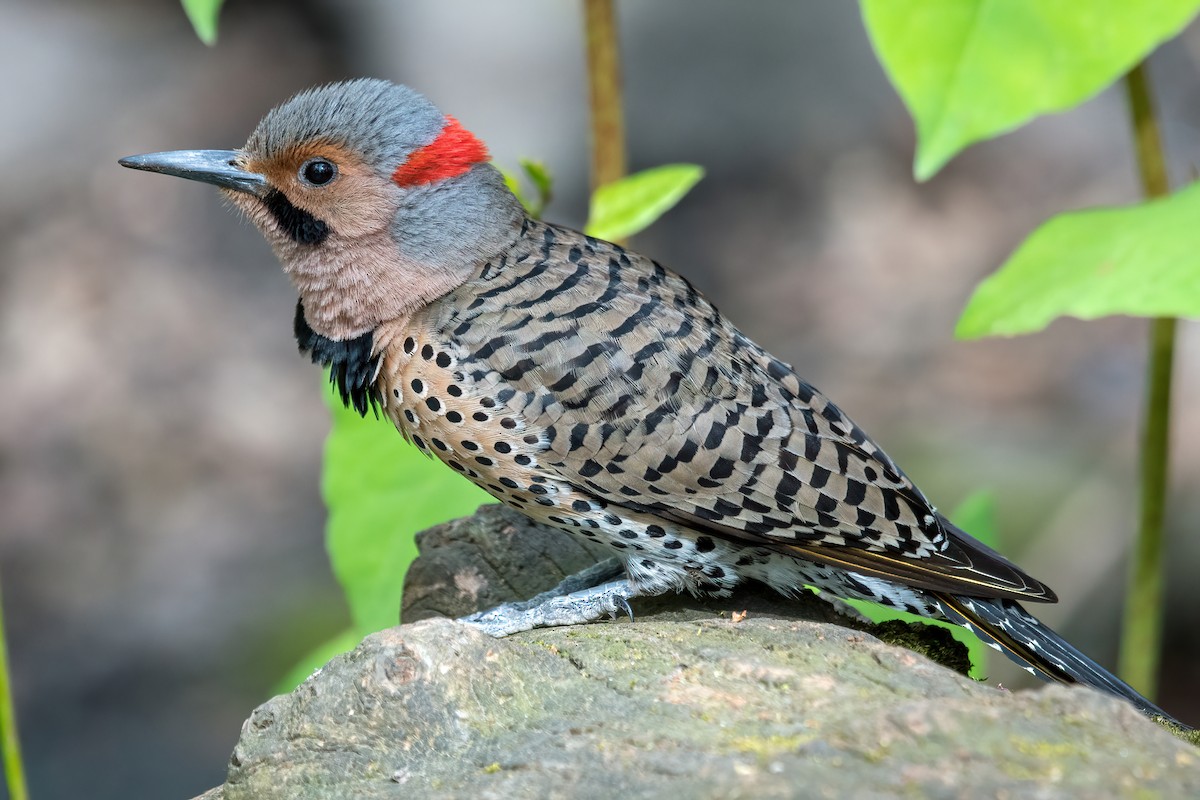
[1117,61,1176,700]
[583,0,627,194]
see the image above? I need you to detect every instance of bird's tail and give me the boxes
[935,593,1191,730]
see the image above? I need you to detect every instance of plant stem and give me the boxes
[0,570,29,800]
[1117,61,1175,699]
[1126,64,1170,198]
[583,0,627,194]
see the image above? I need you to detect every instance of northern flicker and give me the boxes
[120,79,1188,728]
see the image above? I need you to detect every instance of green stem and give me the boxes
[582,0,627,193]
[1117,62,1176,699]
[0,570,29,800]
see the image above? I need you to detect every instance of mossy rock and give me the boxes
[196,507,1198,799]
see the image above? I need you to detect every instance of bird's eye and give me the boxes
[300,158,337,186]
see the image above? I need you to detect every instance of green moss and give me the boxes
[997,736,1096,781]
[1156,718,1200,747]
[725,733,815,761]
[871,620,972,677]
[1012,738,1088,760]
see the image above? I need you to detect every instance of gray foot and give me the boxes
[466,557,623,622]
[459,572,639,637]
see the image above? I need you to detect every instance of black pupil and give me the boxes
[304,160,335,185]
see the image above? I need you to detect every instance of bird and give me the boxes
[120,78,1187,729]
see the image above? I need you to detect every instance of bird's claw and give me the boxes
[611,595,635,623]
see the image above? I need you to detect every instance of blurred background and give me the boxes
[4,0,1200,796]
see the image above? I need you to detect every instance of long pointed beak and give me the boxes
[118,150,269,198]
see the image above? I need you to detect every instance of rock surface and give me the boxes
[398,505,617,624]
[197,508,1199,799]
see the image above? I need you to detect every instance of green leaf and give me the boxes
[273,627,360,695]
[180,0,224,46]
[949,489,997,549]
[322,385,494,634]
[843,490,998,679]
[957,182,1200,339]
[585,164,704,242]
[498,159,554,219]
[500,166,523,203]
[861,0,1200,180]
[521,159,553,207]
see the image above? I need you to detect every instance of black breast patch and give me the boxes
[294,300,380,416]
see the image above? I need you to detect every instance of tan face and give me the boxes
[235,140,399,240]
[118,78,524,342]
[204,138,420,339]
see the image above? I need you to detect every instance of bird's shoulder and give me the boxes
[432,218,711,341]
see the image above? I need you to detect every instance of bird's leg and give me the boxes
[471,557,624,616]
[528,557,625,603]
[458,558,638,637]
[459,578,640,637]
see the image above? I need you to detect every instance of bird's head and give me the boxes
[120,79,524,341]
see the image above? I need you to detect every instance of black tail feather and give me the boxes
[936,593,1191,730]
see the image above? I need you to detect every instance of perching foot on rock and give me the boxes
[459,575,640,637]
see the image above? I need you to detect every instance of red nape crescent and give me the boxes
[392,116,490,187]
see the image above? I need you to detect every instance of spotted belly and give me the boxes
[374,326,753,595]
[372,326,941,614]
